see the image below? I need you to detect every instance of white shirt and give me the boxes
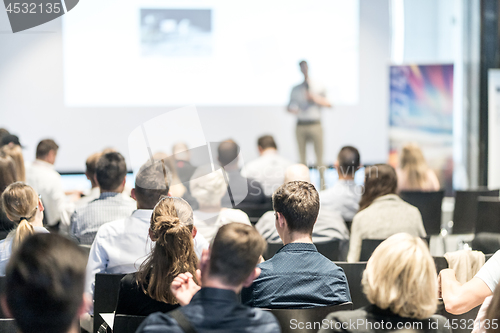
[0,226,49,276]
[193,208,251,243]
[288,79,328,122]
[241,150,293,197]
[85,209,209,301]
[320,179,362,222]
[26,160,74,226]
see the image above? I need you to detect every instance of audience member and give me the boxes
[0,134,21,147]
[84,161,208,308]
[320,146,362,221]
[1,233,89,333]
[26,139,74,229]
[190,166,251,242]
[115,196,199,316]
[0,128,9,143]
[70,152,136,245]
[242,180,351,308]
[347,164,425,262]
[172,142,197,184]
[136,223,280,333]
[397,143,440,191]
[440,250,500,314]
[319,233,448,333]
[218,140,267,208]
[241,135,292,197]
[0,153,17,238]
[256,164,349,247]
[1,144,25,181]
[76,151,102,207]
[0,182,49,275]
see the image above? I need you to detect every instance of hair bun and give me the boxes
[153,215,181,234]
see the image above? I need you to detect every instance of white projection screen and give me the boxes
[62,0,359,107]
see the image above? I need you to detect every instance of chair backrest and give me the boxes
[452,189,500,234]
[267,302,353,333]
[0,319,17,333]
[93,273,126,333]
[436,302,481,333]
[476,197,500,234]
[360,237,430,262]
[314,239,349,261]
[400,190,445,235]
[113,314,147,333]
[333,262,369,309]
[433,256,448,274]
[264,242,284,260]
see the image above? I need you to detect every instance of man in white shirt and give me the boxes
[26,139,74,230]
[84,160,209,310]
[241,135,292,197]
[287,60,332,189]
[320,146,362,222]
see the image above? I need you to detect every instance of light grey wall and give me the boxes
[0,0,391,172]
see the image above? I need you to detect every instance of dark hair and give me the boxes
[217,140,239,166]
[36,139,59,159]
[486,282,500,333]
[257,135,277,150]
[272,180,319,234]
[5,233,87,333]
[137,197,198,303]
[95,152,127,191]
[337,146,360,177]
[134,160,171,209]
[359,164,398,211]
[299,60,307,66]
[209,223,266,286]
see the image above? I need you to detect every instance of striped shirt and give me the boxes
[70,192,136,245]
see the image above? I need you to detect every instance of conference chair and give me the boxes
[451,189,500,234]
[334,262,369,309]
[0,319,17,333]
[433,256,449,274]
[400,190,445,235]
[266,302,353,333]
[113,314,147,333]
[93,273,126,333]
[264,242,283,260]
[360,237,430,262]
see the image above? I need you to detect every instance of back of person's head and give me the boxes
[218,140,239,166]
[208,222,266,286]
[284,164,310,183]
[400,143,429,188]
[486,281,500,333]
[36,139,59,159]
[1,182,39,250]
[337,146,360,177]
[0,128,9,142]
[359,164,397,211]
[134,160,171,209]
[3,233,87,333]
[272,180,319,234]
[2,144,26,182]
[137,196,198,304]
[0,153,17,195]
[190,166,227,207]
[172,142,190,161]
[95,152,127,191]
[362,233,437,319]
[257,135,277,150]
[85,152,103,185]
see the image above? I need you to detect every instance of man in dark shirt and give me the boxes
[241,180,351,308]
[135,223,280,333]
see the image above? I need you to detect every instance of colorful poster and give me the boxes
[389,64,454,193]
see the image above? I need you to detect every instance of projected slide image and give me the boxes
[140,9,212,57]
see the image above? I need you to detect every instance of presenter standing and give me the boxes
[287,60,332,189]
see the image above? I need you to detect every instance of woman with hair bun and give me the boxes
[115,196,199,316]
[0,182,49,275]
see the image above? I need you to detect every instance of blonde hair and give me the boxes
[400,143,430,190]
[136,196,198,304]
[1,182,39,250]
[190,166,227,207]
[362,233,437,319]
[2,145,25,182]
